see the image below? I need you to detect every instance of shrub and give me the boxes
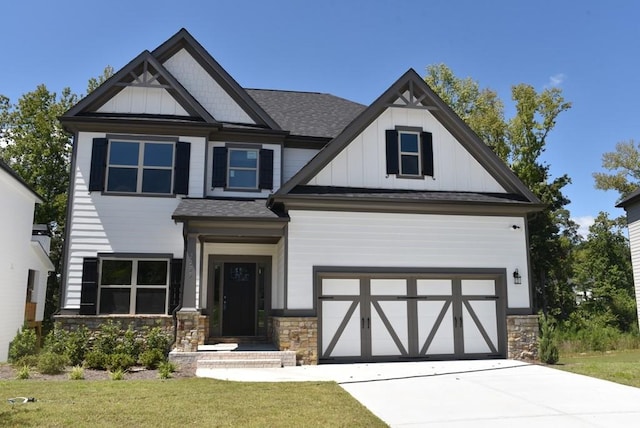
[539,314,559,364]
[94,321,121,355]
[65,325,89,366]
[84,350,109,370]
[109,369,125,381]
[158,361,176,379]
[16,365,30,380]
[8,326,37,363]
[115,325,141,360]
[144,327,171,355]
[13,354,39,369]
[140,349,165,369]
[37,352,68,375]
[69,365,85,380]
[107,353,136,372]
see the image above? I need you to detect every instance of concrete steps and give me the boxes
[195,350,297,369]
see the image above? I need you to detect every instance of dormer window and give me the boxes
[385,128,434,178]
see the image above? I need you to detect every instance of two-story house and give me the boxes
[57,29,542,364]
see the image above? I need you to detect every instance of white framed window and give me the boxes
[98,258,170,314]
[227,148,259,189]
[399,131,421,176]
[106,140,174,194]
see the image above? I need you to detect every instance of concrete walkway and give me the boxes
[197,359,640,427]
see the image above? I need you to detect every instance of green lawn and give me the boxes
[556,349,640,388]
[0,378,386,427]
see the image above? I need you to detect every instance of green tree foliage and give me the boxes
[593,139,640,200]
[425,64,574,316]
[572,212,637,331]
[86,65,114,94]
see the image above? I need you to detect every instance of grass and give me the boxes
[556,348,640,388]
[0,378,385,427]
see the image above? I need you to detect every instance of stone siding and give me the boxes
[54,315,173,336]
[271,316,318,365]
[507,314,539,360]
[174,311,207,352]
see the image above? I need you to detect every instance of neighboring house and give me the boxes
[616,190,640,330]
[57,29,542,364]
[0,159,54,362]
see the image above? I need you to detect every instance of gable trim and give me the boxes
[152,28,281,130]
[277,69,540,205]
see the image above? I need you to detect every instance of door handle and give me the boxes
[223,295,227,311]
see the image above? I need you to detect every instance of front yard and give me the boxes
[556,349,640,388]
[0,375,385,427]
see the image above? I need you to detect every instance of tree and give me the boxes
[593,139,640,200]
[86,65,114,94]
[572,212,636,331]
[425,64,574,316]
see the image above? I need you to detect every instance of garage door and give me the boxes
[318,272,506,362]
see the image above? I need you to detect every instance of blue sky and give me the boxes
[2,0,637,234]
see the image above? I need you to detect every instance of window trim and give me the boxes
[97,256,171,315]
[105,139,176,195]
[398,130,422,177]
[226,147,260,190]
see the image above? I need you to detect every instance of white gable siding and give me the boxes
[96,83,189,116]
[62,132,206,309]
[282,147,319,183]
[308,107,505,193]
[626,204,640,329]
[0,169,38,361]
[163,48,255,124]
[286,210,529,310]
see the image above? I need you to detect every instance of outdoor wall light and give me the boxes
[513,269,522,284]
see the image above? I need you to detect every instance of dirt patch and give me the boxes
[0,363,194,381]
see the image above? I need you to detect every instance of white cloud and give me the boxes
[573,215,594,238]
[546,73,566,88]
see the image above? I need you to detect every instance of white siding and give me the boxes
[97,83,189,116]
[626,204,640,329]
[163,48,254,124]
[286,210,529,310]
[62,132,206,309]
[206,141,281,198]
[0,169,39,361]
[308,107,505,193]
[282,147,318,183]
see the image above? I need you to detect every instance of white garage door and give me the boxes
[318,272,506,362]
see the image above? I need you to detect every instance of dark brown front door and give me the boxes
[222,263,257,336]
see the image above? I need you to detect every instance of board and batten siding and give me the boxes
[307,107,505,193]
[0,168,39,361]
[63,132,206,309]
[625,203,640,329]
[286,210,529,310]
[201,242,283,310]
[163,48,254,124]
[282,147,319,183]
[96,82,189,116]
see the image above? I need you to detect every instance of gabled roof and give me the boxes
[276,69,541,207]
[0,158,42,202]
[63,50,217,124]
[152,29,280,130]
[616,188,640,209]
[246,89,365,138]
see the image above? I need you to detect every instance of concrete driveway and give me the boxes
[197,359,640,427]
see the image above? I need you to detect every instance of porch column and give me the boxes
[181,232,198,311]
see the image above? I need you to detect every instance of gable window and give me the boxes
[89,137,190,195]
[212,145,274,190]
[385,129,434,178]
[98,258,169,314]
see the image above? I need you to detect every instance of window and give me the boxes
[98,258,169,314]
[385,129,434,177]
[106,141,174,194]
[228,148,259,189]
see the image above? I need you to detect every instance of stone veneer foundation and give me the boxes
[173,311,208,352]
[270,316,318,365]
[506,314,539,360]
[54,314,174,335]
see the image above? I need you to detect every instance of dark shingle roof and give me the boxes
[616,188,640,208]
[246,89,366,139]
[172,198,285,220]
[289,186,531,205]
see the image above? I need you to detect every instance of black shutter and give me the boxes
[173,142,191,195]
[89,138,108,191]
[385,130,399,175]
[169,259,183,314]
[421,132,434,177]
[259,149,274,190]
[212,147,228,188]
[79,258,99,315]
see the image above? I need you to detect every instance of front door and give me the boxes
[222,263,257,336]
